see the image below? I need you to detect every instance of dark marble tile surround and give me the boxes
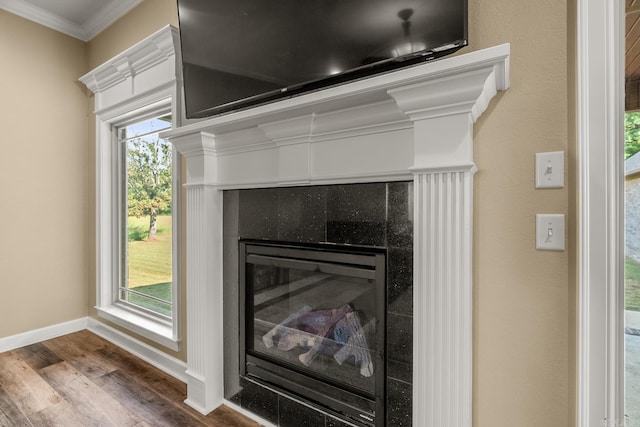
[223,182,413,426]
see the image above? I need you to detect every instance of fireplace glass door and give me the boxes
[240,241,386,425]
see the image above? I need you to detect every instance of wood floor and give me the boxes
[0,330,260,427]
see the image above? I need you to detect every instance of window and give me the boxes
[118,114,173,319]
[93,99,181,351]
[79,26,181,351]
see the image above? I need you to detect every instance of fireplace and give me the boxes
[223,182,413,425]
[165,44,510,427]
[240,240,386,425]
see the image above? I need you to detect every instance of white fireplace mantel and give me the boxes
[163,43,510,426]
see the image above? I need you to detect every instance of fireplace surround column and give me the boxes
[388,69,497,426]
[411,167,474,426]
[171,132,225,413]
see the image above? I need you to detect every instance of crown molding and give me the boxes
[0,0,142,41]
[80,25,179,94]
[82,0,143,41]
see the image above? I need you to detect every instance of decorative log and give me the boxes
[262,305,312,348]
[275,327,318,351]
[262,304,374,377]
[333,311,374,377]
[276,308,335,351]
[298,305,352,366]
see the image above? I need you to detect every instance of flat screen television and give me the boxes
[177,0,468,119]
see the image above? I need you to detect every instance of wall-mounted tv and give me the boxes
[177,0,468,119]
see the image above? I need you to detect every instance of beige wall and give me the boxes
[0,0,575,425]
[469,0,573,426]
[0,10,89,336]
[88,0,178,70]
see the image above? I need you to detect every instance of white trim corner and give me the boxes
[87,317,187,383]
[577,0,625,426]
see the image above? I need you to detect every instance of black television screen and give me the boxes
[177,0,468,119]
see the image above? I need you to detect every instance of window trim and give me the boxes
[95,93,181,351]
[577,0,625,425]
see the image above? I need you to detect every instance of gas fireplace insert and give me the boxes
[239,240,387,426]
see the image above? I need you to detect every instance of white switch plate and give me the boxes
[535,151,564,188]
[536,214,565,251]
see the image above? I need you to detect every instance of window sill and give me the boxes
[96,305,180,352]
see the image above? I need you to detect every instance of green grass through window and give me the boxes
[126,215,172,315]
[127,282,172,317]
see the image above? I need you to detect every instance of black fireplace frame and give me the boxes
[239,239,387,426]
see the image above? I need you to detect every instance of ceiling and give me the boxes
[0,0,142,41]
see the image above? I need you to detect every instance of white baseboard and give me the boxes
[0,317,88,353]
[87,317,187,383]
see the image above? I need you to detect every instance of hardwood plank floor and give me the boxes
[0,330,261,427]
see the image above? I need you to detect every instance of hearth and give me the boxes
[240,240,386,426]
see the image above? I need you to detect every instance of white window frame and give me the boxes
[96,94,181,351]
[80,26,182,351]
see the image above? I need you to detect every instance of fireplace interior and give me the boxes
[223,182,413,426]
[241,240,386,425]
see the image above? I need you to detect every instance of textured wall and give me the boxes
[468,0,572,426]
[87,0,179,70]
[0,11,89,337]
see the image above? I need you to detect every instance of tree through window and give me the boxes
[626,111,640,160]
[119,114,173,318]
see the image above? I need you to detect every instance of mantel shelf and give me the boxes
[165,44,509,190]
[163,43,509,141]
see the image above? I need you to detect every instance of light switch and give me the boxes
[535,151,564,189]
[536,214,565,251]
